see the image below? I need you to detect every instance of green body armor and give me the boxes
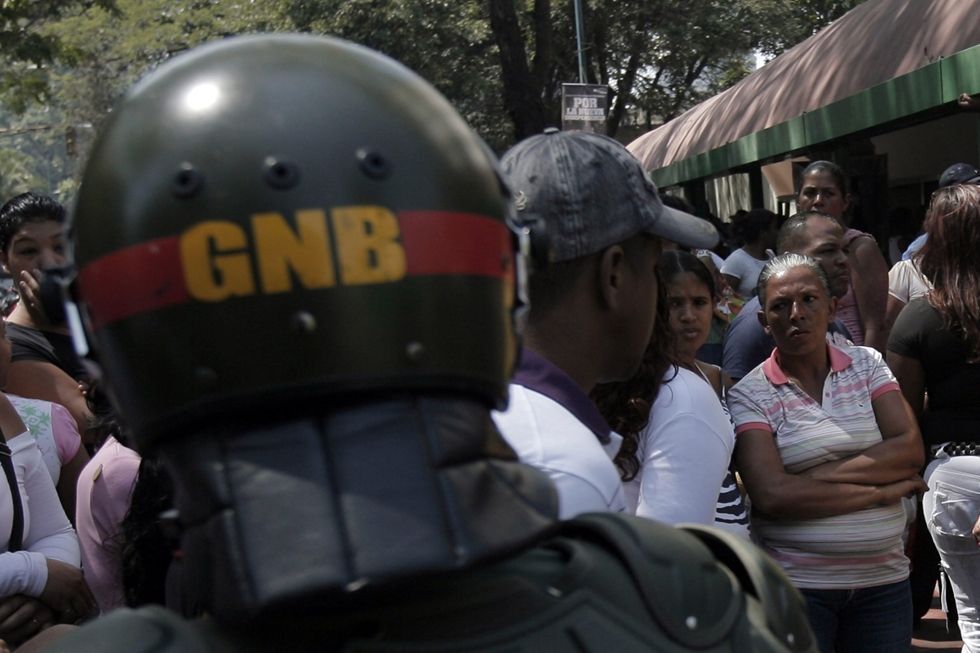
[47,514,815,653]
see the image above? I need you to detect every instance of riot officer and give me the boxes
[45,34,815,653]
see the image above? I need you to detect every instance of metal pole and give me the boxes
[573,0,586,84]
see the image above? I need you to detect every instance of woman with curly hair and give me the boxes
[888,183,980,651]
[592,251,747,534]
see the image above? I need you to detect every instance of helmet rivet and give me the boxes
[291,311,317,334]
[685,616,697,629]
[195,367,217,388]
[406,341,425,362]
[787,633,795,645]
[172,163,203,199]
[263,157,301,190]
[357,148,392,180]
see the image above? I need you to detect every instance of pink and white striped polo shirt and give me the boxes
[728,344,908,589]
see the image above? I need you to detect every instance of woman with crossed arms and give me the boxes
[729,253,924,653]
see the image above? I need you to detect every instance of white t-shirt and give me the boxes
[887,259,931,304]
[494,385,626,519]
[695,249,725,272]
[721,248,770,298]
[0,431,79,599]
[624,367,734,527]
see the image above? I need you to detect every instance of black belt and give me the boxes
[934,442,980,458]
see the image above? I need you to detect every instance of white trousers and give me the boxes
[924,451,980,653]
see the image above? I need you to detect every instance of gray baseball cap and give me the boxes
[501,129,718,262]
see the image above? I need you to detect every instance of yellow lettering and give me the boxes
[252,210,335,294]
[332,206,406,285]
[180,221,255,301]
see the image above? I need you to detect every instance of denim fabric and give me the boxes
[799,579,912,653]
[924,453,980,653]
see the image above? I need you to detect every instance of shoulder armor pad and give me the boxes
[41,607,221,653]
[560,513,745,648]
[680,523,816,652]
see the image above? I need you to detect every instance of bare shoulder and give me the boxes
[846,235,875,258]
[695,361,725,398]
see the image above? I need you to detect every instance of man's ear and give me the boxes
[842,194,852,215]
[827,295,839,324]
[756,309,771,335]
[598,245,626,311]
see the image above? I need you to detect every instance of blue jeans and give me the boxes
[799,580,912,653]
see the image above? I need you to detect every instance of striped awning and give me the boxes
[628,0,980,175]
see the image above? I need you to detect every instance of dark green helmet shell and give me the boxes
[73,34,522,450]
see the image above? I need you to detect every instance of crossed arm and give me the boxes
[734,390,925,520]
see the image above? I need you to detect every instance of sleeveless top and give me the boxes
[838,228,874,346]
[6,394,82,485]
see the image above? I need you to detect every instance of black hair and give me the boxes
[799,161,849,196]
[776,211,840,253]
[527,232,654,320]
[120,455,176,608]
[85,379,129,449]
[729,209,777,247]
[657,249,716,299]
[659,192,697,216]
[0,192,67,255]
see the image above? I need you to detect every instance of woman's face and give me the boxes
[667,271,714,359]
[798,171,850,221]
[1,219,67,281]
[761,266,836,358]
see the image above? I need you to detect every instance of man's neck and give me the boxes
[522,327,599,395]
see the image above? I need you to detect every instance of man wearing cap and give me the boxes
[493,129,717,519]
[902,163,980,261]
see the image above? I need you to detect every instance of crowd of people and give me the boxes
[0,30,974,653]
[483,146,980,651]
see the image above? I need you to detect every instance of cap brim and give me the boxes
[649,205,719,249]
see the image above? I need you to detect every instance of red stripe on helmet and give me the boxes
[399,211,512,279]
[78,211,512,329]
[77,236,190,329]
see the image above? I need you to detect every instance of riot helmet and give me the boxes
[73,34,525,452]
[70,34,555,621]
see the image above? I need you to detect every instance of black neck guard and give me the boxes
[160,394,558,623]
